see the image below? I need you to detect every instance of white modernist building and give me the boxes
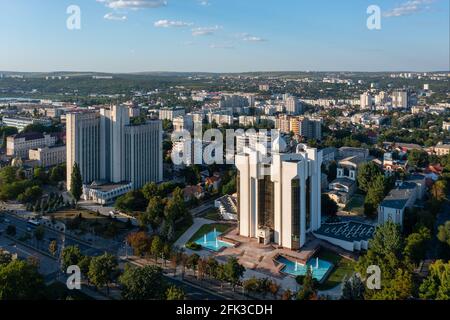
[67,105,163,194]
[235,136,322,250]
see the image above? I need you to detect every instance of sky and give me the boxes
[0,0,449,73]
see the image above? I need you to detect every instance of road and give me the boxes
[0,213,116,258]
[164,276,224,300]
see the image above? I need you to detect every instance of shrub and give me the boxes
[186,242,202,251]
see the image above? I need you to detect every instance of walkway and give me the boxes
[173,217,215,248]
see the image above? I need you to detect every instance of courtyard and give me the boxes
[176,220,356,294]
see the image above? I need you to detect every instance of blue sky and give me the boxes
[0,0,449,72]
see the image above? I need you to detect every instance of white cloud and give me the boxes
[104,12,127,21]
[383,0,434,17]
[237,33,267,42]
[154,19,193,28]
[209,43,234,49]
[191,25,221,36]
[243,36,266,42]
[199,0,210,6]
[97,0,167,10]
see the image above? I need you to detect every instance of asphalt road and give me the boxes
[0,213,106,257]
[164,276,224,300]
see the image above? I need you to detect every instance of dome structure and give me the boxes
[272,133,287,153]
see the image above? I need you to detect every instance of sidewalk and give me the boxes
[173,217,215,248]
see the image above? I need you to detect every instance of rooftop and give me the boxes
[379,181,417,210]
[315,221,375,242]
[86,181,132,192]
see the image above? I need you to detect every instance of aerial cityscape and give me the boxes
[0,0,449,310]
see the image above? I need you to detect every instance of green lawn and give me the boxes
[188,223,232,243]
[49,209,131,238]
[317,249,355,291]
[171,216,194,245]
[344,194,365,216]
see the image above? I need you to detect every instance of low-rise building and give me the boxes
[378,175,426,227]
[6,132,57,158]
[1,116,52,131]
[328,156,365,206]
[28,145,66,167]
[82,181,133,205]
[159,107,185,121]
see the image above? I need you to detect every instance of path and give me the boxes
[173,217,215,248]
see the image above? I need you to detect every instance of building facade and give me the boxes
[29,145,66,167]
[6,132,57,158]
[235,138,322,250]
[67,105,162,192]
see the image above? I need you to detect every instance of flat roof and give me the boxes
[315,221,376,242]
[86,181,131,192]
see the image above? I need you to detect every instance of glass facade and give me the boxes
[257,175,274,230]
[291,178,301,250]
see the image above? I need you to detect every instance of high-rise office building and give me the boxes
[235,136,322,250]
[67,112,101,188]
[67,105,162,192]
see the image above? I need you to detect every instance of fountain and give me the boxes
[316,257,319,269]
[215,237,219,248]
[204,234,207,244]
[294,261,298,272]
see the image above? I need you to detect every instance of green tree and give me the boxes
[70,162,83,205]
[341,274,365,300]
[33,167,48,183]
[61,246,83,271]
[296,267,316,300]
[222,257,246,291]
[119,265,167,300]
[364,175,388,217]
[115,190,147,213]
[407,149,429,168]
[403,227,431,264]
[88,253,118,294]
[142,182,158,200]
[126,232,152,257]
[357,162,382,192]
[150,235,163,263]
[0,259,45,300]
[419,260,450,300]
[369,221,403,258]
[166,285,186,300]
[437,221,450,247]
[431,180,448,203]
[370,269,413,300]
[17,185,42,203]
[139,196,164,231]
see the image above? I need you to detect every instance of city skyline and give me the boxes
[1,0,449,73]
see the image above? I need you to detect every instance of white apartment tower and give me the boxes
[285,97,302,115]
[360,92,373,110]
[235,136,322,250]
